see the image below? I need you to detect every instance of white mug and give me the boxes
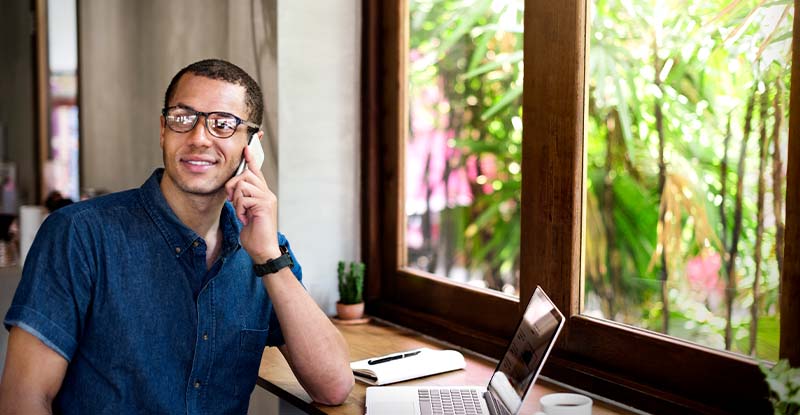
[534,392,593,415]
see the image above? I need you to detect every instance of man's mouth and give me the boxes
[185,160,214,166]
[181,157,219,172]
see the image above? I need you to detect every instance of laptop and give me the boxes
[365,286,565,415]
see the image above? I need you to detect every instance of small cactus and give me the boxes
[338,261,365,305]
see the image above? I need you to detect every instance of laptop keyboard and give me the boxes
[418,388,485,415]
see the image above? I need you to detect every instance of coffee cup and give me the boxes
[534,392,593,415]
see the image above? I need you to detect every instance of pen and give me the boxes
[368,350,422,365]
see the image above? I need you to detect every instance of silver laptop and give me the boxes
[366,286,565,415]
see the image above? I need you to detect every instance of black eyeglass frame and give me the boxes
[161,106,261,139]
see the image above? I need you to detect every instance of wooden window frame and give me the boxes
[361,0,800,413]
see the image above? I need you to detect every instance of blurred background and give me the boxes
[0,1,361,413]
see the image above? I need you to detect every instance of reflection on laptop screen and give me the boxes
[486,288,564,414]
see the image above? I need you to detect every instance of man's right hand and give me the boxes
[0,326,68,414]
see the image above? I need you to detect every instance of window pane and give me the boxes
[584,0,792,361]
[405,0,523,296]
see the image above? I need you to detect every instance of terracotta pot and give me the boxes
[336,302,365,320]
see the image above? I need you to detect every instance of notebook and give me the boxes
[352,348,466,385]
[365,286,565,415]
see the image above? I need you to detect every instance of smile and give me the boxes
[185,160,214,166]
[180,158,219,173]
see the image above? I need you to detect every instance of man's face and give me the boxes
[160,74,250,197]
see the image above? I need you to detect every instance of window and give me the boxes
[404,0,524,297]
[362,1,799,413]
[584,0,792,363]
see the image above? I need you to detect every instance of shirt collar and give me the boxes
[139,169,242,259]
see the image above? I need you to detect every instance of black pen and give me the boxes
[368,350,422,365]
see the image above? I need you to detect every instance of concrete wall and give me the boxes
[277,1,361,315]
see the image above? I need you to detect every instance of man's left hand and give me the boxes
[225,144,280,263]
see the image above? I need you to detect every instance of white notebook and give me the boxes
[351,347,466,385]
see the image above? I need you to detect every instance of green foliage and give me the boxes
[760,360,800,414]
[581,0,791,359]
[408,0,524,290]
[337,261,364,305]
[407,0,791,360]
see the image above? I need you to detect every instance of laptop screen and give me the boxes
[486,287,565,414]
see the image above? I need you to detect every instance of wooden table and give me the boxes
[257,319,638,415]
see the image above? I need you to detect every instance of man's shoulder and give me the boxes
[48,189,141,223]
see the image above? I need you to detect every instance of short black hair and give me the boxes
[163,59,263,135]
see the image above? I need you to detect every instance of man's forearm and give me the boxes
[0,387,54,415]
[262,269,354,405]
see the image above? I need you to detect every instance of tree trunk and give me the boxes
[422,151,438,274]
[650,33,671,334]
[772,79,785,277]
[441,152,454,278]
[720,115,732,251]
[654,78,668,334]
[750,88,769,355]
[726,86,757,350]
[602,111,621,319]
[440,62,468,280]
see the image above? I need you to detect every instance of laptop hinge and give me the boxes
[483,391,512,415]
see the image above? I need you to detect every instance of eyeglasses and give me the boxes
[162,106,260,139]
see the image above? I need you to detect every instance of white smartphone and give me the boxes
[235,133,265,176]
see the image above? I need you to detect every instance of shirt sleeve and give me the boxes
[3,210,95,361]
[264,232,303,347]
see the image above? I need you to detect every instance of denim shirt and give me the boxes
[4,169,303,414]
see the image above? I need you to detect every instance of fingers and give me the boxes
[244,144,263,175]
[229,180,263,201]
[225,137,272,226]
[229,179,276,225]
[225,168,267,201]
[234,194,258,225]
[231,186,259,225]
[225,149,268,200]
[232,191,276,226]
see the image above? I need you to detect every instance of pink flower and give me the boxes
[406,82,474,214]
[686,252,721,292]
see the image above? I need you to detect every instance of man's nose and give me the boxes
[186,117,214,145]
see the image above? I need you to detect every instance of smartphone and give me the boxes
[235,133,265,176]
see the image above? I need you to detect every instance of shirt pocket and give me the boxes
[234,328,269,398]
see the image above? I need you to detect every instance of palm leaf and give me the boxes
[433,0,494,62]
[461,51,523,79]
[480,86,522,121]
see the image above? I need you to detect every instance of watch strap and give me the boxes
[253,246,294,276]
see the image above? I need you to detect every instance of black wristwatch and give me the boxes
[253,245,294,277]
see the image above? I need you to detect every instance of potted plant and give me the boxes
[336,260,365,320]
[761,359,800,414]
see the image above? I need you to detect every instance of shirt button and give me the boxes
[202,333,209,341]
[175,247,181,254]
[194,381,201,389]
[193,241,200,248]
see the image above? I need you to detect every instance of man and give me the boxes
[0,59,353,414]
